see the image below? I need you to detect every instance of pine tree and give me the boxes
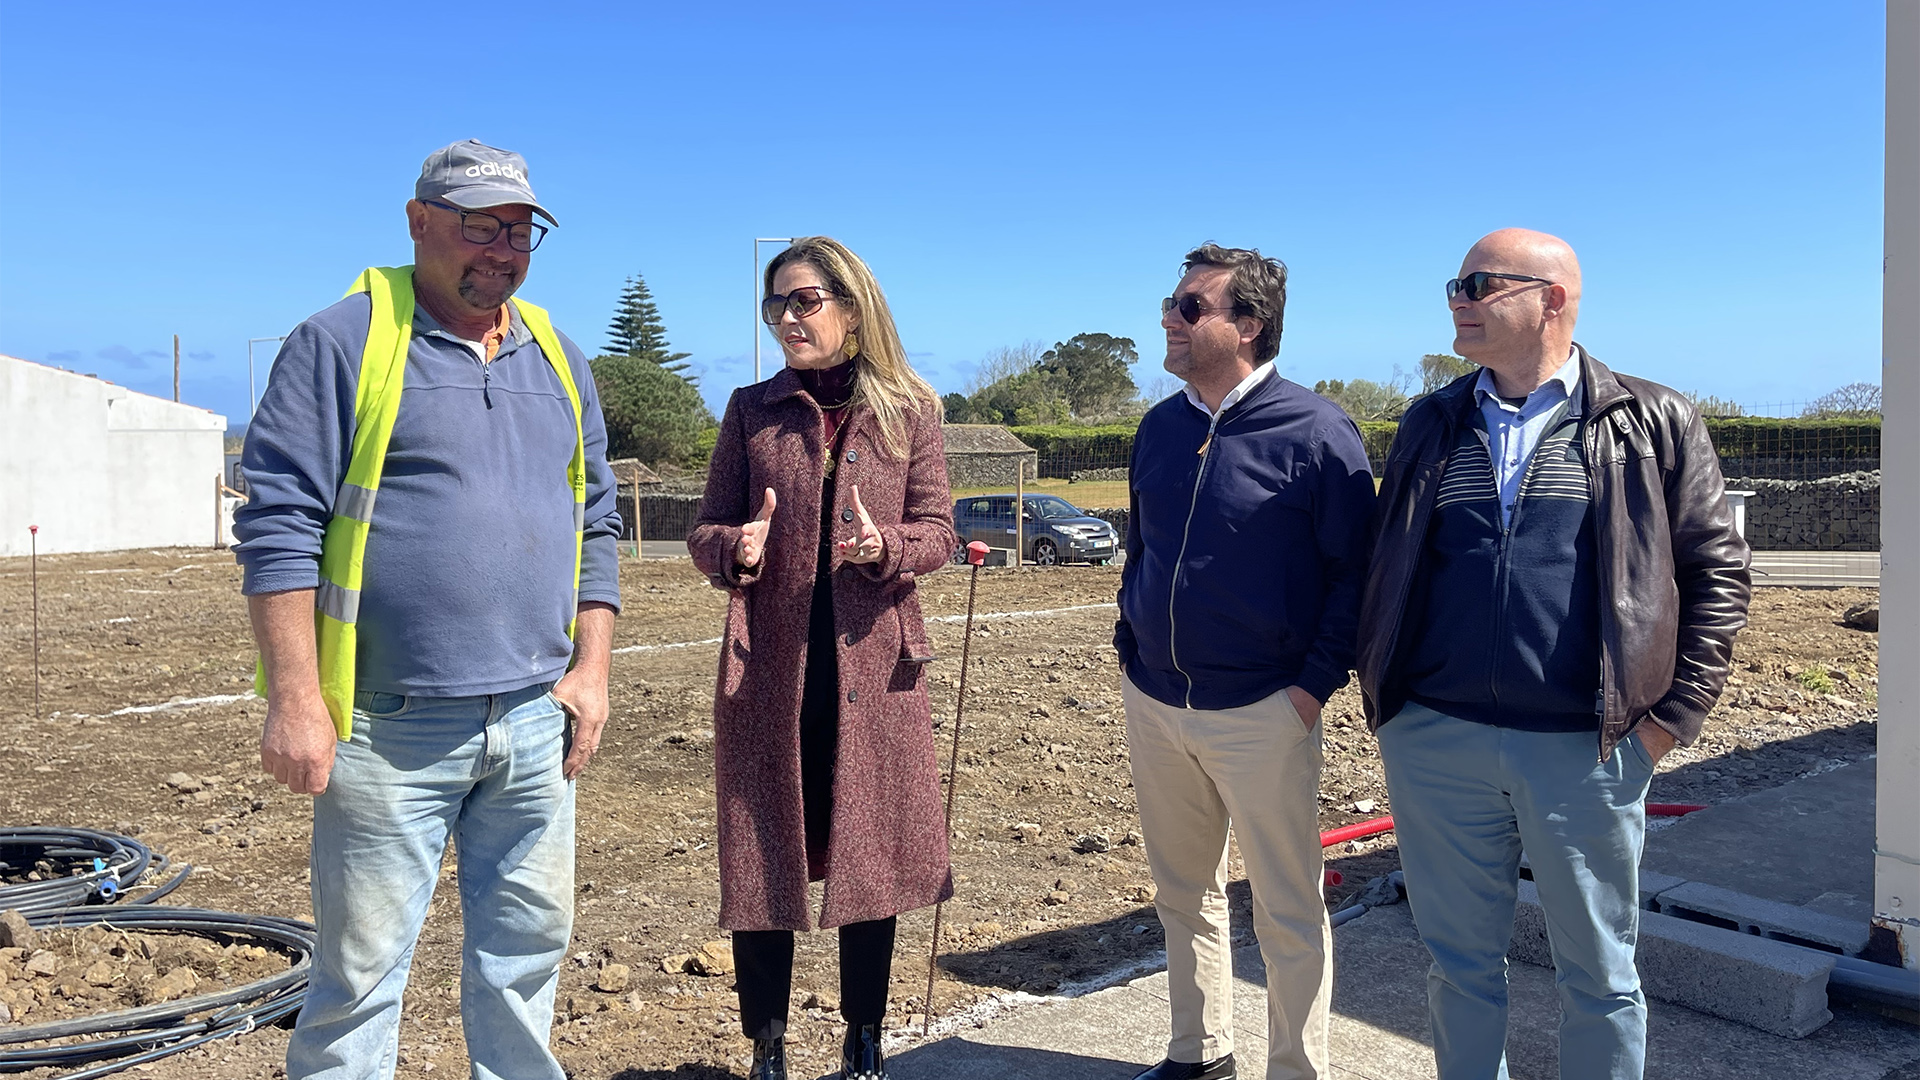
[605,274,695,384]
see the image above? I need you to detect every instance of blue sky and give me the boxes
[0,2,1886,428]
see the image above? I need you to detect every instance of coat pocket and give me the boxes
[896,589,934,665]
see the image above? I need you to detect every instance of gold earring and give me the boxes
[843,331,861,360]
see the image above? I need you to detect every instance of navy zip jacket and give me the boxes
[1114,371,1377,710]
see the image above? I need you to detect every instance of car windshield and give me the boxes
[1026,496,1084,520]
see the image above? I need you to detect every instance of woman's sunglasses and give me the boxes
[1161,294,1238,324]
[761,286,841,324]
[1445,271,1555,302]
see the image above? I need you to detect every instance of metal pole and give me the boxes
[29,525,39,720]
[753,238,795,384]
[925,541,990,1037]
[1014,460,1025,568]
[247,336,287,417]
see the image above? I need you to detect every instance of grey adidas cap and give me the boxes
[415,139,558,226]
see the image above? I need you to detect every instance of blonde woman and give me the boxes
[689,237,957,1080]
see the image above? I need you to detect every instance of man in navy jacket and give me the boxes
[1115,244,1376,1080]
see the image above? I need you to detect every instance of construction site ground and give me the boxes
[0,549,1886,1079]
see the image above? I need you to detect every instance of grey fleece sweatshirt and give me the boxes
[233,291,622,697]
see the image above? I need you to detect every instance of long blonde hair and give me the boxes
[766,236,936,459]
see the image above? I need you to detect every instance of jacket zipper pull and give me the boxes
[482,362,493,410]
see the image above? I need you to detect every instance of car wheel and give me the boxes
[1091,557,1110,566]
[952,544,967,564]
[1033,538,1059,566]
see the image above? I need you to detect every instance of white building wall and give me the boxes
[1878,0,1919,969]
[0,355,227,557]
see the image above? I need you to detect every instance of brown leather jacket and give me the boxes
[1356,347,1751,759]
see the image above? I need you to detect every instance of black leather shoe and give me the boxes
[1132,1055,1236,1080]
[749,1036,787,1080]
[840,1022,888,1079]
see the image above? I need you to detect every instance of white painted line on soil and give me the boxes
[53,692,260,720]
[76,604,1121,719]
[928,602,1117,624]
[611,637,724,656]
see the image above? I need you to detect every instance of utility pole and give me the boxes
[753,237,796,383]
[173,334,181,402]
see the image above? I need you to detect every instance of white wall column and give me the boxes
[1877,0,1919,971]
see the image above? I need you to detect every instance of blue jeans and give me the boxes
[1377,702,1656,1080]
[286,682,575,1080]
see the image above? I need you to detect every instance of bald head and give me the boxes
[1464,228,1582,311]
[1451,228,1583,395]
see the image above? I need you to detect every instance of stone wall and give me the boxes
[1730,471,1880,551]
[1082,474,1882,555]
[946,451,1038,490]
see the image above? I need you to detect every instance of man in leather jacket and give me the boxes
[1356,229,1750,1080]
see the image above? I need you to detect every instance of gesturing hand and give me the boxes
[837,484,886,564]
[737,487,776,568]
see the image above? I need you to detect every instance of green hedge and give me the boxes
[1009,422,1141,476]
[1700,417,1879,461]
[999,416,1879,477]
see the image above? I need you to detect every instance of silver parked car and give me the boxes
[950,493,1119,566]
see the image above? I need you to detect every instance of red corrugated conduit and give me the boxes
[1318,803,1708,852]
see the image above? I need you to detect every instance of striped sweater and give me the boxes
[1397,397,1605,731]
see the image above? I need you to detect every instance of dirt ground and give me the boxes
[0,549,1881,1079]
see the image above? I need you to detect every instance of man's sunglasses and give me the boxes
[423,200,547,253]
[1161,294,1238,324]
[761,286,841,324]
[1445,271,1555,302]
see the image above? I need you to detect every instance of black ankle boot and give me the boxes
[840,1022,887,1079]
[1132,1055,1236,1080]
[749,1035,787,1080]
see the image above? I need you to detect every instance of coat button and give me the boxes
[846,450,858,463]
[847,690,858,703]
[841,507,855,522]
[845,632,856,645]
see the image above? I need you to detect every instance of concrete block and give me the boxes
[1510,883,1835,1038]
[1656,881,1870,956]
[1639,869,1690,910]
[1634,909,1834,1038]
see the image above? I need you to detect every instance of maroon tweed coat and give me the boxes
[688,366,958,932]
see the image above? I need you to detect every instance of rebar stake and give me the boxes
[29,525,40,720]
[924,541,990,1039]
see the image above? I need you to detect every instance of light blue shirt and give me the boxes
[1473,349,1582,527]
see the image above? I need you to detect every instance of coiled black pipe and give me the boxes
[0,829,174,913]
[0,906,315,1076]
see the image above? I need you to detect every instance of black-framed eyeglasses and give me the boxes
[1445,271,1554,302]
[761,286,841,324]
[423,199,548,253]
[1161,294,1238,324]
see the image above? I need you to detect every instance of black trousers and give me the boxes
[733,916,897,1040]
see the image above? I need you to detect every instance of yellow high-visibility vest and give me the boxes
[255,265,587,738]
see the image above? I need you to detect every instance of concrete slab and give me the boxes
[900,902,1920,1079]
[1641,758,1876,909]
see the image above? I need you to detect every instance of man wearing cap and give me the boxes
[235,139,622,1079]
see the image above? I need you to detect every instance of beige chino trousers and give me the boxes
[1122,674,1332,1079]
